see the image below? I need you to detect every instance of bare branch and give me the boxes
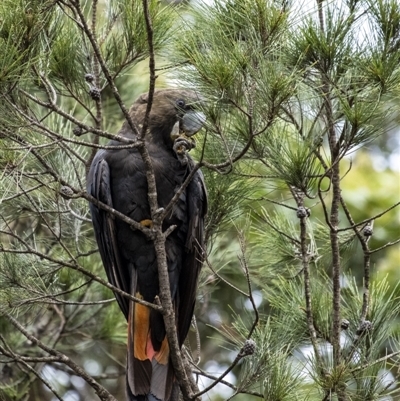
[140,0,157,140]
[237,231,259,339]
[2,313,118,401]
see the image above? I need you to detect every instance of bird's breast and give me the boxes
[107,147,189,228]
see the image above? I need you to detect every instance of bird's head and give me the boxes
[126,89,206,149]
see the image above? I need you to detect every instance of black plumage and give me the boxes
[87,89,207,401]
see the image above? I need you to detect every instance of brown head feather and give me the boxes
[120,89,202,148]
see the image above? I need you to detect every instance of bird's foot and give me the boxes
[139,219,153,228]
[139,209,164,229]
[173,135,196,165]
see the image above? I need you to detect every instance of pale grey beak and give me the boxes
[181,111,206,136]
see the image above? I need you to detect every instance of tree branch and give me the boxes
[2,313,117,401]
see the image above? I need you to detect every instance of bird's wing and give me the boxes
[178,168,208,345]
[87,151,131,319]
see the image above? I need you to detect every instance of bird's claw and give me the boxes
[139,219,153,228]
[173,135,195,165]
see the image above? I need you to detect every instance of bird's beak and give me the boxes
[180,111,206,137]
[170,111,206,143]
[170,121,180,141]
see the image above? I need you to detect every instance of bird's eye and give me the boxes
[176,99,185,108]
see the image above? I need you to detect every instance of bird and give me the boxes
[87,89,207,401]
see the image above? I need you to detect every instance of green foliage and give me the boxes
[0,0,55,94]
[0,30,30,90]
[367,0,400,50]
[178,1,400,399]
[0,0,399,400]
[104,0,175,76]
[262,125,322,192]
[252,208,302,278]
[0,0,55,51]
[48,16,89,92]
[214,309,304,400]
[174,0,293,101]
[343,278,400,349]
[0,253,56,310]
[289,8,354,74]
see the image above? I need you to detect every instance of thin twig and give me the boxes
[0,234,161,312]
[261,197,299,211]
[339,196,371,322]
[350,350,400,373]
[337,202,400,232]
[192,367,264,398]
[3,313,117,401]
[0,344,65,401]
[369,238,400,254]
[290,186,325,375]
[71,0,140,138]
[86,0,102,173]
[140,0,157,140]
[15,91,135,144]
[254,210,301,245]
[205,255,249,297]
[237,230,259,339]
[191,351,244,398]
[317,2,343,370]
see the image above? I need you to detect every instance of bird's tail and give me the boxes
[126,296,178,401]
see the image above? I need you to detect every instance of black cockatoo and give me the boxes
[87,89,207,401]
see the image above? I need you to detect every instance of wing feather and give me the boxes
[87,153,131,319]
[178,168,207,345]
